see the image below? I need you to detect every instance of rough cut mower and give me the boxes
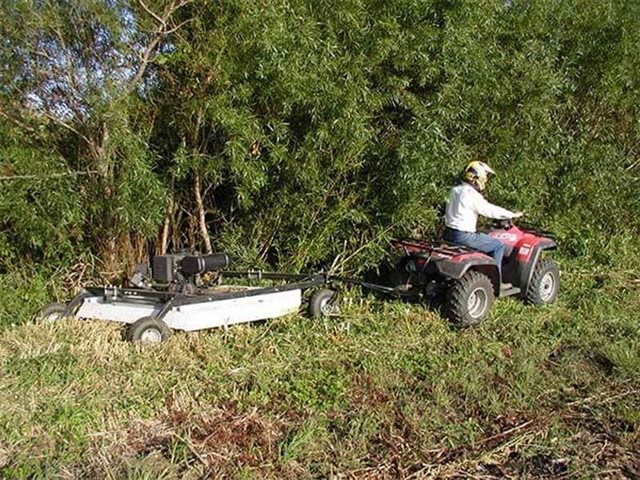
[37,252,394,343]
[385,219,560,326]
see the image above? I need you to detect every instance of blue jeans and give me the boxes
[443,227,505,279]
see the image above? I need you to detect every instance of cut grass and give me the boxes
[0,259,638,478]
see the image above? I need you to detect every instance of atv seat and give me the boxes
[440,240,477,252]
[442,238,515,259]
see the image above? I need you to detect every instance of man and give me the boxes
[443,161,523,287]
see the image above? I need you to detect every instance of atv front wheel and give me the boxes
[525,259,560,306]
[444,271,495,327]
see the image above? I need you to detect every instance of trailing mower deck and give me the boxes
[37,253,396,343]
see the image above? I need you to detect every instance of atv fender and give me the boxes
[428,256,500,295]
[517,239,557,295]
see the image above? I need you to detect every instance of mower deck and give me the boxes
[76,286,303,331]
[69,273,328,332]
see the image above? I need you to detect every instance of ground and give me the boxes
[0,260,638,479]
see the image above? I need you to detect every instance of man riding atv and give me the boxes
[443,161,523,291]
[386,160,559,326]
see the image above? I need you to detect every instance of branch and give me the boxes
[194,172,213,254]
[0,170,99,181]
[138,0,166,25]
[164,18,194,35]
[40,110,93,147]
[129,34,162,87]
[130,0,194,89]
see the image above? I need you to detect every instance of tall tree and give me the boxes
[0,0,193,271]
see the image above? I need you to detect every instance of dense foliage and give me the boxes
[1,0,639,282]
[1,2,639,477]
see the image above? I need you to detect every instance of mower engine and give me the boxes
[152,253,230,291]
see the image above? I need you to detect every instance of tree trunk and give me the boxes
[159,193,174,254]
[194,173,213,254]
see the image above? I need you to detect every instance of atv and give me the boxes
[387,219,560,326]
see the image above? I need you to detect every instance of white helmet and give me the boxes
[463,161,495,191]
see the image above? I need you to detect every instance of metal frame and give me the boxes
[73,276,320,320]
[392,238,481,259]
[66,269,399,323]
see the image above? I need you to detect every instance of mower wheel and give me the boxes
[444,271,494,327]
[309,289,339,319]
[125,317,172,344]
[525,259,560,306]
[36,303,67,323]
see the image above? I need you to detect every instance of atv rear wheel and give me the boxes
[525,259,560,306]
[384,258,412,290]
[444,271,495,327]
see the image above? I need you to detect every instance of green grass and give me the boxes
[0,258,638,478]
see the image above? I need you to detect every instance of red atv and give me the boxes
[388,220,560,326]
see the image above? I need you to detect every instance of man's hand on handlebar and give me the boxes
[492,212,523,229]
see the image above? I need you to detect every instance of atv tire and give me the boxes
[444,271,494,327]
[525,259,560,306]
[125,317,172,343]
[309,289,339,319]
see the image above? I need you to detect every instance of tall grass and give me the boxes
[0,253,638,478]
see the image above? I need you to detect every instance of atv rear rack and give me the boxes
[391,238,480,258]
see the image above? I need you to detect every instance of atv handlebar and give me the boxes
[492,217,557,240]
[493,212,524,230]
[493,218,516,229]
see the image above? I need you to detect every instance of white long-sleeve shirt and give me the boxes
[445,183,515,233]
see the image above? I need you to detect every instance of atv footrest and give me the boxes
[499,286,521,298]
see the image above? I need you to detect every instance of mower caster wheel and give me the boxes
[36,303,68,323]
[525,259,560,306]
[309,289,339,319]
[444,271,494,327]
[125,317,172,344]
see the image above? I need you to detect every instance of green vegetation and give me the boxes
[2,0,638,278]
[1,258,638,477]
[0,0,638,477]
